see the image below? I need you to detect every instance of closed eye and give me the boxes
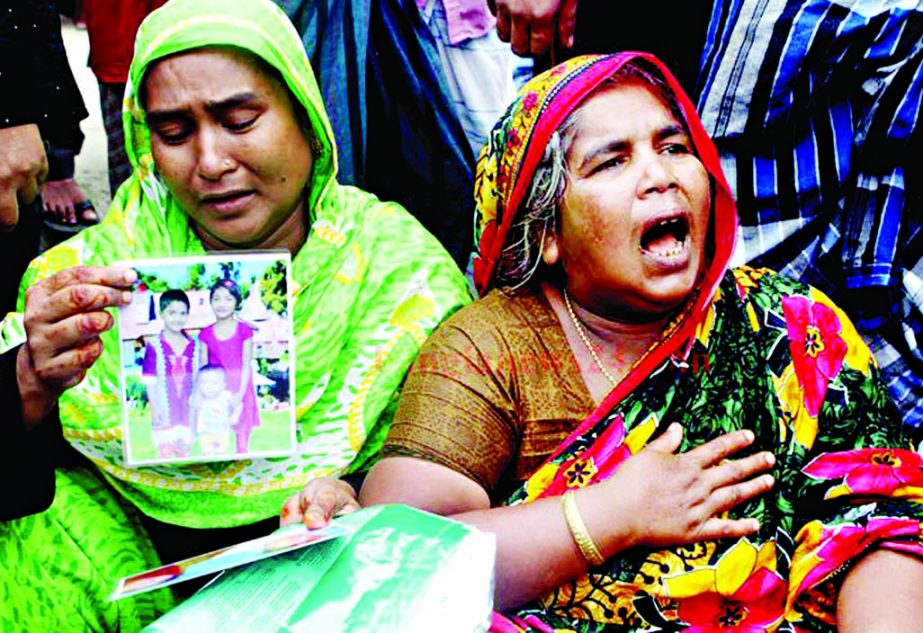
[224,115,258,132]
[152,123,193,145]
[591,154,628,174]
[220,105,262,133]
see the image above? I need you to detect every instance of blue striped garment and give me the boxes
[696,0,923,434]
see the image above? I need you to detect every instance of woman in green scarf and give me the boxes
[0,0,470,628]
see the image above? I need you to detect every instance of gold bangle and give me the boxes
[561,490,605,567]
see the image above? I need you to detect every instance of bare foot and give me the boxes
[42,179,98,225]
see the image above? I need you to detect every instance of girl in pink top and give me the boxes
[197,279,260,453]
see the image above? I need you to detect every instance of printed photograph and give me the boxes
[118,253,296,466]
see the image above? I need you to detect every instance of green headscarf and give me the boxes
[0,0,470,527]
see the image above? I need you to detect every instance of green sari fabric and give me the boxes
[0,0,469,628]
[0,468,174,631]
[1,0,469,527]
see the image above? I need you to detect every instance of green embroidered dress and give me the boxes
[0,0,469,629]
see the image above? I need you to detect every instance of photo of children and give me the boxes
[142,290,205,460]
[198,280,261,453]
[119,253,295,466]
[191,365,240,456]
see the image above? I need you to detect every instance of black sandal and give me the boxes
[75,199,100,227]
[43,199,98,233]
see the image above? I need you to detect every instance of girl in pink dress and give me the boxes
[197,279,260,453]
[141,289,206,458]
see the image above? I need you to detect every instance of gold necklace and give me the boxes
[562,288,618,387]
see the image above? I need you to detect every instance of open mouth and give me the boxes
[640,215,689,259]
[202,191,254,210]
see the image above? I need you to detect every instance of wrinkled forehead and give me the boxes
[139,45,287,110]
[561,69,692,154]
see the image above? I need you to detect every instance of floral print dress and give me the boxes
[494,267,923,632]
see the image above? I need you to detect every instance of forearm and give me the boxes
[837,549,923,632]
[452,497,595,610]
[361,459,601,609]
[454,484,633,611]
[236,385,249,402]
[236,368,251,401]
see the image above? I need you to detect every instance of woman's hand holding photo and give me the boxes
[17,266,136,426]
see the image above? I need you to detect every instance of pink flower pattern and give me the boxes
[540,416,631,498]
[678,568,787,633]
[792,517,923,598]
[781,296,848,417]
[803,448,923,496]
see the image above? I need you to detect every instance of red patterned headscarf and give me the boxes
[472,53,737,310]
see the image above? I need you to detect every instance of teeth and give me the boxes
[639,243,685,257]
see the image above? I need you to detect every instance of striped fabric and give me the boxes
[697,0,923,433]
[419,0,518,157]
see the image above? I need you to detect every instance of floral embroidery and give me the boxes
[524,463,559,503]
[695,299,718,346]
[731,266,770,297]
[507,128,522,149]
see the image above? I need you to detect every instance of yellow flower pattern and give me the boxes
[774,363,819,448]
[809,288,872,375]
